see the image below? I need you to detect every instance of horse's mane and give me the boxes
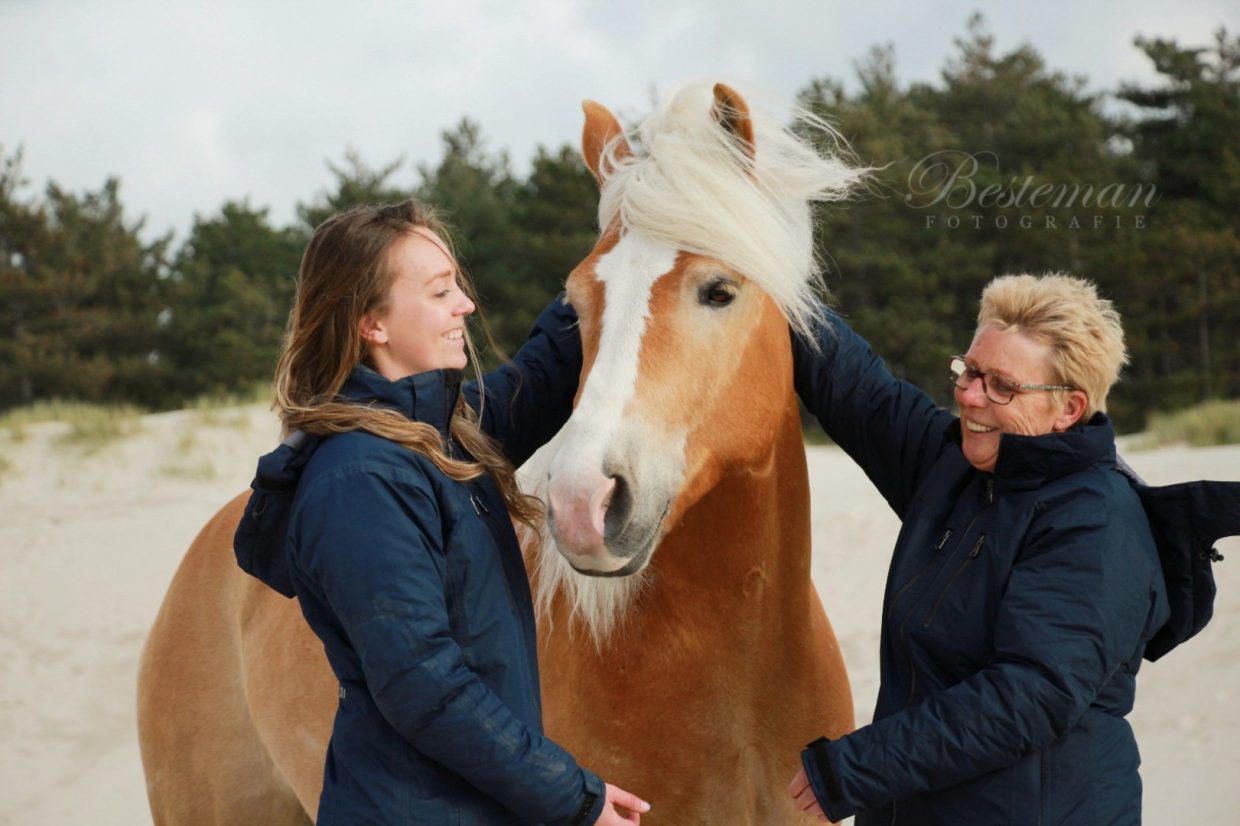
[597,80,869,338]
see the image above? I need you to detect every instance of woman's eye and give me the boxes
[700,280,737,307]
[993,376,1018,394]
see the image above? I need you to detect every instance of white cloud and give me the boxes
[2,0,1235,240]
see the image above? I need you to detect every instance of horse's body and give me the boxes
[138,82,861,824]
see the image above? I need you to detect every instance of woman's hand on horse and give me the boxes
[788,767,829,821]
[594,782,651,824]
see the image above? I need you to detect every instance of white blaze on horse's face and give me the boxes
[546,232,678,575]
[546,228,788,576]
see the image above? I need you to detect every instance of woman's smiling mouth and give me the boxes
[964,418,997,434]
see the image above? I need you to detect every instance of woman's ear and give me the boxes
[359,313,388,345]
[1054,389,1089,431]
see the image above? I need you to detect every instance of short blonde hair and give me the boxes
[977,273,1128,419]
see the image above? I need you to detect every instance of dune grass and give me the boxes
[0,400,146,451]
[185,382,272,428]
[158,457,218,481]
[156,427,219,480]
[187,381,272,410]
[1131,399,1240,450]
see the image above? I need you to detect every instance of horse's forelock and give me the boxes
[597,81,868,338]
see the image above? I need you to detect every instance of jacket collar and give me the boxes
[340,363,463,438]
[947,412,1116,491]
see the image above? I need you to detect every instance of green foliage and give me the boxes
[297,149,414,232]
[796,16,1239,432]
[1103,28,1240,426]
[415,120,523,360]
[416,123,597,364]
[0,148,169,410]
[1,16,1236,433]
[1119,29,1240,213]
[158,201,302,403]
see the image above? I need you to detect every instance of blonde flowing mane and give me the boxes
[598,81,868,338]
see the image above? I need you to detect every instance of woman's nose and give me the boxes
[957,376,988,407]
[456,293,476,316]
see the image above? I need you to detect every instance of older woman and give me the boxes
[787,274,1170,824]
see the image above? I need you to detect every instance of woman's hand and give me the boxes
[788,767,828,821]
[594,782,651,824]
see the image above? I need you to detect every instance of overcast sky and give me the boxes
[3,0,1235,242]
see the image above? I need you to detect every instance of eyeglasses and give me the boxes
[949,356,1075,405]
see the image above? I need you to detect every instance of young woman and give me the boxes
[247,200,647,825]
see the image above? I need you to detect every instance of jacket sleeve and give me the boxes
[464,294,582,468]
[800,488,1159,821]
[292,465,604,826]
[792,309,955,519]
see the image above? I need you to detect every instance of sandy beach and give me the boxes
[0,405,1235,824]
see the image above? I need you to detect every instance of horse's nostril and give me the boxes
[604,474,633,540]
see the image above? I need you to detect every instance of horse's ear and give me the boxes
[581,100,630,188]
[711,83,755,162]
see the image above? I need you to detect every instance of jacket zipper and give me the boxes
[468,482,539,708]
[899,507,988,708]
[921,533,986,628]
[887,529,956,712]
[885,530,952,623]
[890,479,995,826]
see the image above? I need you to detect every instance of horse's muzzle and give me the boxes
[547,464,660,574]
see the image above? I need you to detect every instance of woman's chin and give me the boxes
[962,435,998,473]
[439,349,468,370]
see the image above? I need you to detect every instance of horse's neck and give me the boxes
[645,393,814,623]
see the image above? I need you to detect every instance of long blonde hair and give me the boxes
[273,200,543,530]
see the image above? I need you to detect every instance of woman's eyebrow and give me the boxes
[422,269,455,286]
[966,357,1018,380]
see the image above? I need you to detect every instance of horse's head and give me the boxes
[540,82,863,603]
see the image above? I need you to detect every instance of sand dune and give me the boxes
[0,405,1235,824]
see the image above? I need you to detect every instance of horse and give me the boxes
[137,81,862,825]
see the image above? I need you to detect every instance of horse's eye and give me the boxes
[700,280,737,307]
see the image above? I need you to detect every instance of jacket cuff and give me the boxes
[568,769,606,826]
[801,736,854,822]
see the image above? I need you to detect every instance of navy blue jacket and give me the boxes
[238,298,604,825]
[794,314,1173,825]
